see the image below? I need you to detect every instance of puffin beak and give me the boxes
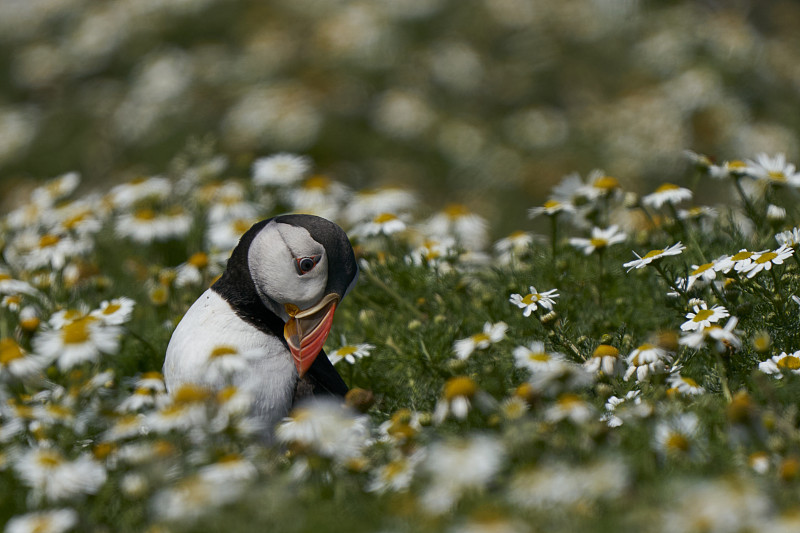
[284,293,340,377]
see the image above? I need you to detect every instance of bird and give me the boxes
[163,214,358,434]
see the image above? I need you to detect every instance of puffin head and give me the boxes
[237,214,358,377]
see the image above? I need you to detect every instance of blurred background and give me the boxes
[1,0,799,235]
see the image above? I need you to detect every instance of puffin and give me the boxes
[163,214,358,433]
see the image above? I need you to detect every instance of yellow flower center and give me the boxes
[233,219,252,234]
[589,238,608,248]
[728,160,747,169]
[731,251,753,261]
[0,273,10,281]
[173,384,210,404]
[383,459,408,481]
[336,345,358,356]
[666,433,690,452]
[444,204,470,218]
[471,332,491,344]
[521,293,539,305]
[38,234,61,248]
[755,252,778,265]
[303,175,331,190]
[593,344,619,358]
[681,377,699,387]
[134,208,157,221]
[543,199,561,210]
[643,249,664,259]
[509,230,528,239]
[691,263,714,275]
[557,393,582,407]
[692,309,714,322]
[444,376,477,399]
[593,176,619,190]
[374,213,398,223]
[655,183,680,193]
[528,352,551,362]
[141,371,164,381]
[217,386,239,403]
[61,317,95,344]
[102,302,122,315]
[188,252,209,269]
[0,339,24,365]
[778,355,800,370]
[768,170,786,181]
[36,450,64,467]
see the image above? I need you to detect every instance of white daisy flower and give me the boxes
[569,225,627,255]
[424,204,489,251]
[680,316,741,353]
[7,231,94,271]
[33,316,122,371]
[433,376,488,423]
[206,217,257,252]
[30,172,81,208]
[508,286,559,317]
[350,213,407,238]
[367,451,424,494]
[406,237,457,268]
[767,204,786,221]
[686,261,718,290]
[512,341,567,373]
[344,187,417,225]
[623,242,686,271]
[115,207,192,244]
[5,508,79,533]
[653,412,701,458]
[328,342,375,366]
[602,390,649,428]
[624,343,673,382]
[276,399,369,462]
[528,199,575,219]
[452,321,508,359]
[108,175,171,208]
[13,447,107,503]
[285,175,350,220]
[151,473,247,523]
[681,303,729,332]
[667,372,705,395]
[545,393,595,424]
[641,183,693,209]
[739,244,794,279]
[494,230,535,263]
[0,338,47,379]
[758,350,800,379]
[745,152,800,186]
[584,344,622,376]
[775,227,800,247]
[90,297,135,325]
[252,153,312,187]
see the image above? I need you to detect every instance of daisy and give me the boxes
[276,399,369,462]
[508,286,559,316]
[493,230,535,263]
[424,204,489,251]
[667,372,705,396]
[680,316,741,352]
[206,217,258,251]
[0,270,38,297]
[641,183,693,209]
[199,454,258,485]
[568,225,627,255]
[252,153,312,187]
[33,315,122,371]
[653,412,701,459]
[406,237,456,268]
[344,187,417,225]
[350,212,407,238]
[108,175,171,208]
[584,344,622,376]
[545,393,595,424]
[775,227,800,248]
[767,204,786,221]
[712,249,760,274]
[623,242,685,271]
[602,390,650,427]
[420,434,504,514]
[0,338,47,378]
[433,376,479,423]
[758,350,800,378]
[739,244,793,279]
[285,174,350,220]
[686,261,718,290]
[5,509,79,533]
[512,341,567,373]
[90,297,135,325]
[30,172,81,207]
[13,447,107,502]
[151,473,246,523]
[624,343,673,382]
[527,199,575,219]
[681,302,729,332]
[378,408,422,443]
[9,231,93,271]
[328,342,375,366]
[452,321,507,359]
[367,451,424,494]
[745,152,800,186]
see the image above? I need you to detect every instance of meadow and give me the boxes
[2,147,800,532]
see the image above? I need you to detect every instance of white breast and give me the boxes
[163,290,297,428]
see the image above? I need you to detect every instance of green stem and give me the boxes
[550,215,558,267]
[731,176,762,226]
[715,352,733,403]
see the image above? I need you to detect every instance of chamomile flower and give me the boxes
[14,446,107,502]
[713,249,763,274]
[512,341,566,373]
[252,152,312,187]
[686,260,718,290]
[0,338,46,379]
[424,204,489,251]
[350,212,407,238]
[775,227,800,247]
[207,217,258,251]
[745,152,800,186]
[527,199,575,219]
[509,286,559,316]
[0,270,38,297]
[151,473,246,523]
[276,399,369,462]
[108,175,171,208]
[33,316,122,371]
[569,225,627,255]
[624,343,673,382]
[739,244,793,279]
[90,297,135,325]
[681,302,729,332]
[758,350,800,378]
[8,231,93,271]
[641,183,693,209]
[494,230,535,263]
[767,204,786,222]
[602,390,649,427]
[115,207,192,244]
[286,174,349,220]
[653,412,701,459]
[545,393,595,424]
[584,344,622,376]
[174,252,216,287]
[328,342,375,366]
[680,316,741,353]
[420,434,504,514]
[433,376,495,424]
[367,451,424,494]
[344,187,417,225]
[667,372,705,396]
[5,509,79,533]
[452,322,507,359]
[623,242,685,271]
[202,345,253,384]
[406,237,456,267]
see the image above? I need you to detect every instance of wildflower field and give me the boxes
[3,147,800,532]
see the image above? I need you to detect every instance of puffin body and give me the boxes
[163,214,358,432]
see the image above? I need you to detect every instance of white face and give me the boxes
[248,221,329,313]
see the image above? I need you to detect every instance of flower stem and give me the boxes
[715,352,733,403]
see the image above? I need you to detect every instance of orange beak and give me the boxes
[284,293,339,377]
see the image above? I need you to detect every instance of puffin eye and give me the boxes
[295,255,321,275]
